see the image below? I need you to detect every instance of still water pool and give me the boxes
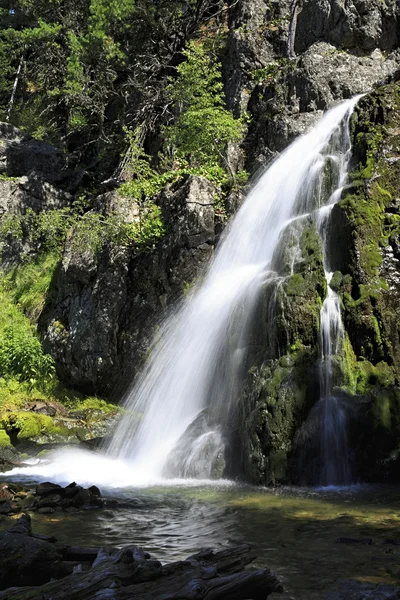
[1,476,400,599]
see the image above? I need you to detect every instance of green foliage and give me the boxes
[251,63,280,84]
[163,41,243,169]
[2,253,59,321]
[0,289,55,386]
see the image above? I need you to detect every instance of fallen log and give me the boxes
[0,515,283,600]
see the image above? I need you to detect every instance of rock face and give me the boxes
[0,122,67,184]
[43,175,216,394]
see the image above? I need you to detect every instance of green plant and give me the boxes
[2,253,60,321]
[163,41,243,169]
[0,290,55,387]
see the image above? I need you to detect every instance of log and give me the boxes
[0,516,283,600]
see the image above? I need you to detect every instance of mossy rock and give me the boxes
[329,83,400,375]
[228,343,319,485]
[1,411,77,444]
[0,429,11,449]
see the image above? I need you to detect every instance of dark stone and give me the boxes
[88,485,101,497]
[0,501,19,515]
[64,484,82,499]
[0,514,69,589]
[324,579,400,600]
[37,506,55,514]
[336,537,373,545]
[36,482,63,497]
[37,493,64,508]
[70,488,92,507]
[43,176,216,396]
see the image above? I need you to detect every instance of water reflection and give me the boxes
[1,482,399,599]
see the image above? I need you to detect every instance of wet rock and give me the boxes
[0,514,68,589]
[0,517,282,600]
[385,539,400,546]
[37,506,55,514]
[0,480,104,513]
[324,579,400,600]
[70,488,92,507]
[0,501,19,515]
[88,485,101,497]
[63,482,81,498]
[37,493,64,509]
[336,537,373,545]
[0,483,13,501]
[36,482,63,497]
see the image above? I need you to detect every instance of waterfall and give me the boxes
[106,96,362,484]
[312,114,357,486]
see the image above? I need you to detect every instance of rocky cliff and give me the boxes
[0,0,400,482]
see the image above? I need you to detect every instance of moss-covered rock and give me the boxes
[325,84,400,480]
[228,343,319,485]
[330,84,400,373]
[1,412,76,444]
[0,429,11,449]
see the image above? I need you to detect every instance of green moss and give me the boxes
[355,360,395,395]
[0,174,19,182]
[370,388,400,431]
[0,428,11,448]
[335,87,400,369]
[65,396,119,414]
[1,411,71,441]
[286,273,306,296]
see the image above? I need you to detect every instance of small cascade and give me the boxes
[105,96,362,484]
[318,275,352,486]
[307,108,358,486]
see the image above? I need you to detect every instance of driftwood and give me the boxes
[0,515,283,600]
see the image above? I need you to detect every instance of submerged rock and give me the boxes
[0,514,283,598]
[324,580,400,600]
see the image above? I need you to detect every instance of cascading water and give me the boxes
[312,119,358,486]
[4,97,362,489]
[105,95,362,485]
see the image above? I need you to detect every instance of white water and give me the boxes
[314,108,357,485]
[5,97,361,488]
[106,96,361,481]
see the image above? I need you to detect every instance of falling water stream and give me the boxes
[4,96,363,488]
[105,95,362,484]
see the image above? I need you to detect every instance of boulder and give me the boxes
[0,514,69,589]
[0,122,66,184]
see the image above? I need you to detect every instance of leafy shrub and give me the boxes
[0,291,55,387]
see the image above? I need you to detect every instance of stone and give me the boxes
[324,579,400,600]
[0,501,19,515]
[88,485,101,497]
[336,537,373,545]
[37,493,64,508]
[71,488,92,508]
[36,482,63,497]
[0,122,66,184]
[43,175,216,396]
[0,514,69,589]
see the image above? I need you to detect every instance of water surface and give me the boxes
[2,477,399,600]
